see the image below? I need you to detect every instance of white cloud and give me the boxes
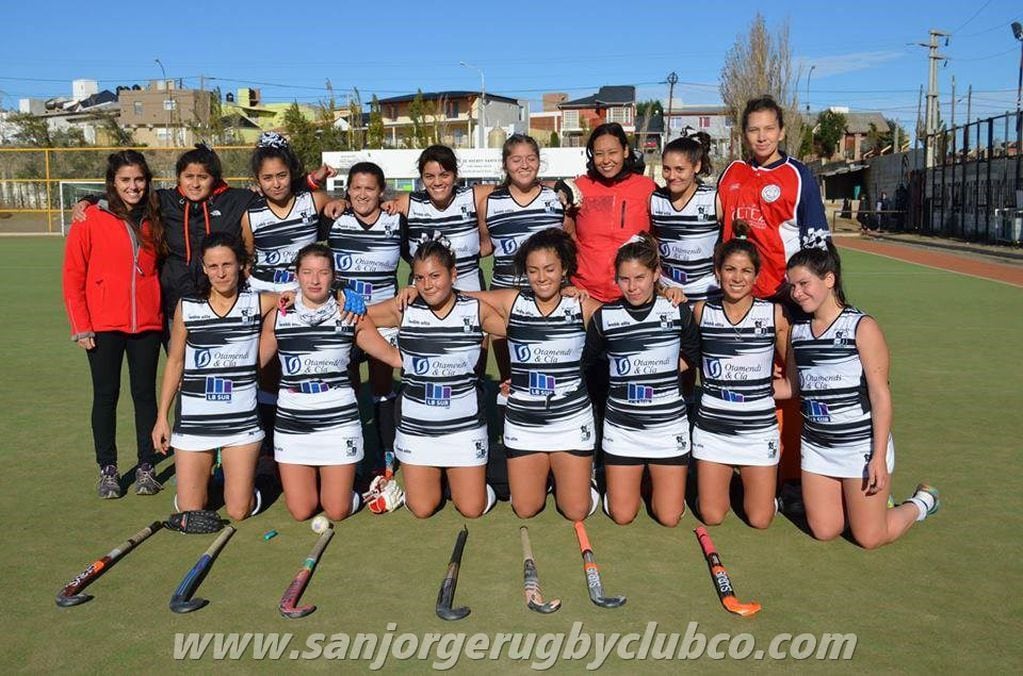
[797,50,906,78]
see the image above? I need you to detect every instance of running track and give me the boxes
[837,237,1023,288]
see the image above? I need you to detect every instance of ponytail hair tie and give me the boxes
[801,230,831,252]
[257,131,289,149]
[619,233,645,249]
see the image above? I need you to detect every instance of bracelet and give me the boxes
[306,173,321,191]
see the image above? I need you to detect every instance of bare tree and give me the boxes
[720,14,803,160]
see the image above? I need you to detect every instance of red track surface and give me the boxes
[836,236,1023,288]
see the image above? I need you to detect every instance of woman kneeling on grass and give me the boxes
[259,244,400,522]
[367,237,507,518]
[776,239,939,548]
[152,232,277,520]
[691,222,789,529]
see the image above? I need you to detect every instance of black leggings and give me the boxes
[86,330,161,467]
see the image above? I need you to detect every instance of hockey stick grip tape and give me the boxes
[573,521,593,553]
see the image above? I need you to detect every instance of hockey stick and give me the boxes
[573,521,626,609]
[169,526,236,613]
[56,521,163,607]
[279,526,334,619]
[694,526,762,617]
[435,525,470,621]
[520,526,560,613]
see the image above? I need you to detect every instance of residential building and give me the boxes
[14,79,121,145]
[118,80,214,147]
[663,105,734,160]
[219,88,320,143]
[376,91,525,148]
[806,109,892,162]
[556,85,636,146]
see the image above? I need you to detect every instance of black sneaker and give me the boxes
[98,465,124,499]
[134,463,162,496]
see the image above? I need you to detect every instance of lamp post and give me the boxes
[806,64,816,113]
[155,58,172,146]
[459,61,486,148]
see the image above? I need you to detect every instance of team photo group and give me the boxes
[63,93,940,554]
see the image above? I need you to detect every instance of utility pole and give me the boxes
[665,71,678,143]
[920,29,949,168]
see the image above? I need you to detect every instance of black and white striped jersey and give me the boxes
[650,184,720,300]
[274,302,359,432]
[588,296,700,431]
[397,295,484,436]
[505,291,589,427]
[175,291,262,437]
[791,307,873,449]
[248,191,319,289]
[406,186,482,288]
[696,299,777,435]
[327,209,402,304]
[485,186,564,289]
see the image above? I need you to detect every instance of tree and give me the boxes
[814,109,846,159]
[367,94,385,148]
[865,118,909,155]
[347,88,365,151]
[719,13,802,160]
[407,90,433,148]
[548,131,560,148]
[97,113,137,146]
[281,103,321,171]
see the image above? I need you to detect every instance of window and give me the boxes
[563,109,579,129]
[133,101,143,116]
[163,99,177,111]
[445,101,460,119]
[607,106,632,125]
[699,116,711,128]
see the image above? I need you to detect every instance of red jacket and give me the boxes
[570,173,656,302]
[63,203,163,339]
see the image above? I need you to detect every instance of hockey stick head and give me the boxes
[436,605,471,621]
[527,595,562,614]
[590,593,627,609]
[170,597,210,614]
[55,591,93,607]
[280,602,317,619]
[722,596,762,617]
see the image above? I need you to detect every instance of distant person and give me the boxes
[876,191,890,231]
[63,150,164,499]
[777,242,940,549]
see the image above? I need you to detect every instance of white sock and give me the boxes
[173,493,179,512]
[249,488,263,517]
[350,490,362,515]
[484,484,497,514]
[602,492,612,518]
[907,491,934,522]
[588,486,600,517]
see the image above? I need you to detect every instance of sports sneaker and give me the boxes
[97,465,123,499]
[134,463,162,496]
[914,483,940,516]
[777,482,805,516]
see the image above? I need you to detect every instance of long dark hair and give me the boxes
[104,150,164,255]
[196,231,248,300]
[714,220,760,273]
[500,133,541,188]
[250,131,305,192]
[176,143,224,184]
[662,132,713,178]
[585,122,643,181]
[412,238,457,272]
[741,95,785,133]
[614,231,660,276]
[786,241,847,306]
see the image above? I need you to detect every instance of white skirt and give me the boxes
[602,416,690,459]
[394,425,488,467]
[692,426,780,467]
[503,404,596,452]
[275,420,364,466]
[172,428,265,452]
[801,434,895,479]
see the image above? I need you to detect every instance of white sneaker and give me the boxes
[588,486,600,517]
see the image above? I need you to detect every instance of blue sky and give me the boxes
[2,0,1019,133]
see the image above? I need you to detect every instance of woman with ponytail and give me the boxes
[581,232,700,527]
[777,242,940,549]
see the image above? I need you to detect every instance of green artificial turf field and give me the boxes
[2,237,1020,672]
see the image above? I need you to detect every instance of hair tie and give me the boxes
[416,230,453,253]
[257,131,289,149]
[618,233,645,249]
[801,230,831,252]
